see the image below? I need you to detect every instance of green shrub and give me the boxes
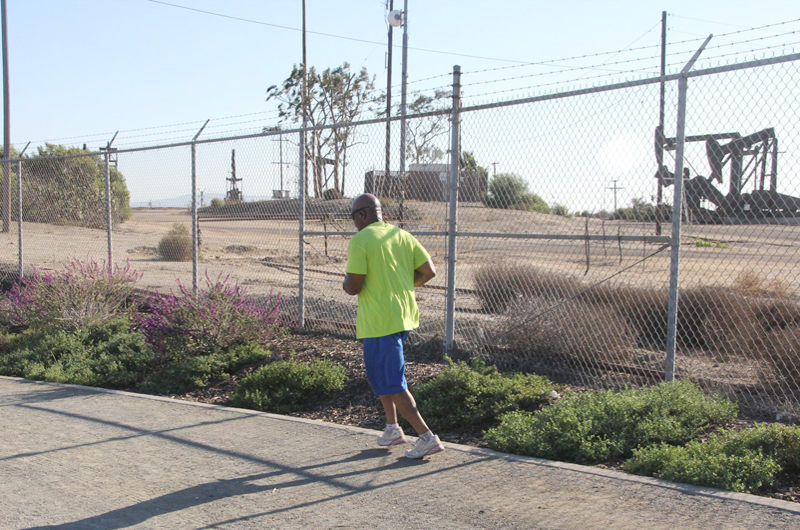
[623,423,800,493]
[411,359,562,432]
[210,197,224,208]
[624,441,779,493]
[21,144,131,228]
[614,198,656,221]
[551,203,571,217]
[481,173,549,213]
[138,342,271,395]
[485,381,737,463]
[0,317,157,389]
[158,224,193,262]
[230,358,347,413]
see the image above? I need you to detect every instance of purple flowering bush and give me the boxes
[2,259,141,332]
[136,273,283,360]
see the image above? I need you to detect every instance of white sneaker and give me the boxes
[404,433,444,459]
[377,425,407,446]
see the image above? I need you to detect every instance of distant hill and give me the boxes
[131,193,275,208]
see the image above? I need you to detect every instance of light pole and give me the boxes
[388,3,408,224]
[1,0,10,233]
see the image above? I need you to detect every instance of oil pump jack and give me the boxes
[655,127,800,222]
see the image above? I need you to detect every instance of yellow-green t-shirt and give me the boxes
[346,222,431,339]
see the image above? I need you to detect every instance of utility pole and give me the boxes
[301,0,308,195]
[384,0,394,197]
[1,0,10,233]
[655,10,667,235]
[272,136,291,197]
[398,0,408,226]
[606,179,625,214]
[491,162,498,178]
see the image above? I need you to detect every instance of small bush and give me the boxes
[500,297,637,372]
[678,286,762,353]
[485,381,737,463]
[210,197,224,208]
[322,188,344,200]
[2,259,141,332]
[158,224,193,262]
[411,359,562,432]
[760,326,800,392]
[136,274,283,360]
[551,203,571,217]
[623,423,800,493]
[585,284,668,348]
[230,358,347,413]
[0,317,157,389]
[474,264,581,313]
[138,342,271,395]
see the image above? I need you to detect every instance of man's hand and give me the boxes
[414,260,436,288]
[343,273,365,295]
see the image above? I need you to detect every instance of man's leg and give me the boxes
[388,389,430,435]
[379,394,398,425]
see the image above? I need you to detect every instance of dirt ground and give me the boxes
[4,204,799,306]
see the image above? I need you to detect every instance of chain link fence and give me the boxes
[2,50,800,420]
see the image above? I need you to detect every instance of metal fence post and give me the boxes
[104,152,113,273]
[298,124,306,330]
[444,65,461,355]
[16,158,21,278]
[191,143,198,294]
[665,36,712,382]
[190,120,209,296]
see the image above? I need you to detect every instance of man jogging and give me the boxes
[342,193,444,459]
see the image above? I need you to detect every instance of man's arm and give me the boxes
[343,273,365,296]
[414,260,436,288]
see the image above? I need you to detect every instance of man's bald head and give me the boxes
[351,193,381,213]
[350,194,382,230]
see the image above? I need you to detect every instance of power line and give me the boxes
[146,0,628,66]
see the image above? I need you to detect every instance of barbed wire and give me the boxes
[459,17,800,78]
[18,109,283,147]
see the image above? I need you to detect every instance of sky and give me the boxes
[3,0,800,209]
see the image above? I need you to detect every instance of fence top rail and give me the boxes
[5,51,798,164]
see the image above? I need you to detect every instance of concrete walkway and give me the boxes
[1,377,799,530]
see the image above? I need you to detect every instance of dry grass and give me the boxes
[157,224,193,262]
[732,268,792,298]
[475,264,800,387]
[474,263,581,313]
[500,297,638,372]
[761,326,800,394]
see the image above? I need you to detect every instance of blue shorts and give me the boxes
[363,331,410,396]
